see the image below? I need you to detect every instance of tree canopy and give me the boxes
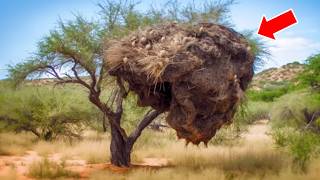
[6,0,269,167]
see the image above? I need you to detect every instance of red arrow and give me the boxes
[258,9,298,40]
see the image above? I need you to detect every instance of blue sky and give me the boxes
[0,0,320,79]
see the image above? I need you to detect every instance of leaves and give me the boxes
[0,86,98,140]
[242,30,270,71]
[299,54,320,89]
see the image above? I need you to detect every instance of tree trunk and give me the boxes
[108,110,161,167]
[110,123,132,167]
[102,115,107,132]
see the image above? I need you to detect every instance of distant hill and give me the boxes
[2,62,306,91]
[250,62,305,91]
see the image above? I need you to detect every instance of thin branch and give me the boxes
[106,89,118,109]
[46,65,63,80]
[128,110,162,146]
[96,63,105,94]
[114,77,128,115]
[56,48,96,87]
[71,63,92,90]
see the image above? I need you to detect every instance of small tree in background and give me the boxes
[0,87,93,141]
[7,0,267,167]
[300,54,320,90]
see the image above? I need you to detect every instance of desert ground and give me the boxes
[1,119,319,180]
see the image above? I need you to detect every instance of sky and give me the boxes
[0,0,320,79]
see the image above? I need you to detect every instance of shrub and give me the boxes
[270,91,320,129]
[0,86,99,141]
[272,128,320,172]
[270,90,320,171]
[299,54,320,89]
[247,87,289,102]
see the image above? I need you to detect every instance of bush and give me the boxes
[272,128,320,172]
[299,54,320,89]
[0,85,100,141]
[270,90,320,129]
[247,87,290,102]
[270,90,320,171]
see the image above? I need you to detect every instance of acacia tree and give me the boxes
[9,14,163,166]
[8,0,267,167]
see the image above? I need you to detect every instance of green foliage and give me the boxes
[289,132,320,171]
[122,93,150,131]
[6,0,270,157]
[8,16,103,86]
[244,101,271,123]
[247,81,302,102]
[164,0,235,25]
[270,89,320,171]
[247,87,289,102]
[270,91,320,129]
[0,85,100,140]
[299,54,320,89]
[242,31,270,71]
[272,128,320,172]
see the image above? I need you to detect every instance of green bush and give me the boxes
[272,128,320,172]
[0,85,100,140]
[270,90,320,129]
[270,89,320,171]
[299,54,320,89]
[247,87,290,102]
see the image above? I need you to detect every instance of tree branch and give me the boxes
[96,63,105,94]
[115,77,128,114]
[70,63,92,90]
[127,110,162,146]
[46,65,63,80]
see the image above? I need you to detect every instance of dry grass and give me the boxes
[32,132,110,164]
[0,168,18,180]
[0,133,35,155]
[28,158,79,179]
[1,126,320,179]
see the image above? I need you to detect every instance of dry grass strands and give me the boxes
[105,23,254,145]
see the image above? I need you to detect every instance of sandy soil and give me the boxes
[0,120,271,179]
[242,119,271,144]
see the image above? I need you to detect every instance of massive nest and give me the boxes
[105,23,254,145]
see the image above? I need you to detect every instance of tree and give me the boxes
[7,0,268,167]
[8,14,163,166]
[300,54,320,90]
[0,87,93,141]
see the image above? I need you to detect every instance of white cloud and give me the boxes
[263,36,320,69]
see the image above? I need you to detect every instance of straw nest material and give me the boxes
[105,23,254,145]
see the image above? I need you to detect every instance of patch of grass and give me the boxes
[244,101,271,124]
[32,135,110,164]
[28,159,79,179]
[172,146,286,175]
[0,133,36,155]
[67,140,110,164]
